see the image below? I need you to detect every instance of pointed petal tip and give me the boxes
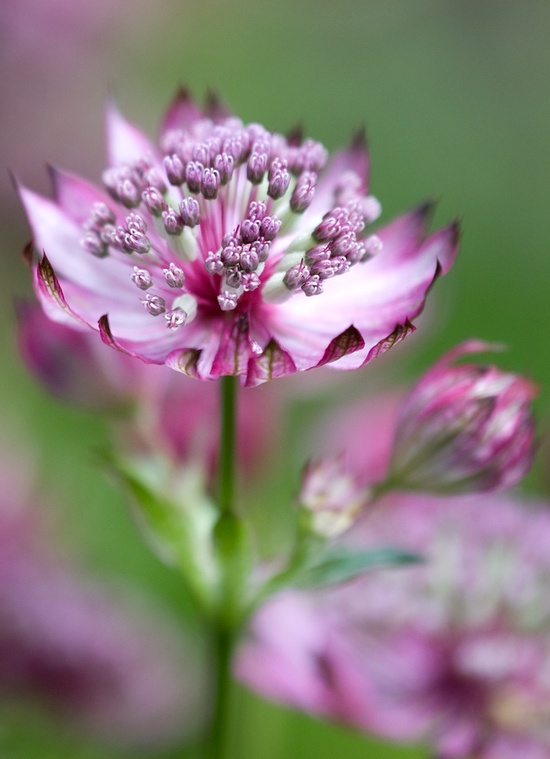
[449,218,461,245]
[105,87,122,119]
[287,124,305,146]
[350,125,368,152]
[21,240,35,267]
[7,167,18,189]
[46,163,64,198]
[166,84,196,114]
[204,89,232,121]
[415,199,438,223]
[175,83,193,101]
[99,313,128,355]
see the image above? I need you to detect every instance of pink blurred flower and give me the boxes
[298,457,369,537]
[311,390,404,487]
[0,444,202,750]
[18,89,458,385]
[388,341,538,493]
[238,491,550,759]
[17,301,280,480]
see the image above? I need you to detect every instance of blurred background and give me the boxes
[1,0,549,757]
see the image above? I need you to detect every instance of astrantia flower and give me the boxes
[239,493,550,759]
[19,89,459,385]
[388,341,538,493]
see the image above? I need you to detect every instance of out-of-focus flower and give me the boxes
[387,341,538,494]
[239,491,550,759]
[0,444,202,750]
[18,89,459,385]
[16,299,150,410]
[311,390,404,487]
[298,457,369,537]
[17,301,281,481]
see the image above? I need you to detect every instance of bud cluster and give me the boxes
[204,201,282,310]
[283,199,382,297]
[103,157,166,209]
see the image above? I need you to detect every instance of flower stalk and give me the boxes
[208,624,235,759]
[218,375,238,517]
[207,375,241,759]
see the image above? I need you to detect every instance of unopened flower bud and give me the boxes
[299,458,367,537]
[387,342,538,494]
[164,154,185,185]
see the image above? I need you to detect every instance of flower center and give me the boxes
[80,117,382,329]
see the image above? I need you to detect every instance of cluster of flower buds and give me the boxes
[103,157,166,209]
[283,198,382,297]
[205,200,282,309]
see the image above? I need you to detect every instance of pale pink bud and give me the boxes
[388,341,538,494]
[299,457,367,537]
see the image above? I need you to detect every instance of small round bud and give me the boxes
[283,262,310,289]
[142,187,167,216]
[290,171,316,212]
[163,262,185,288]
[162,208,184,236]
[142,294,166,316]
[185,161,203,193]
[247,152,268,184]
[260,216,282,241]
[131,266,153,290]
[201,168,220,199]
[164,154,185,185]
[179,197,201,227]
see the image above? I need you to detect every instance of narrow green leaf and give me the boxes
[292,546,423,589]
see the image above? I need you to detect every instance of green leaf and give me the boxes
[100,450,217,612]
[291,546,423,589]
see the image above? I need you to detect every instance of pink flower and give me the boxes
[19,89,459,385]
[238,492,550,759]
[16,299,151,409]
[388,341,538,493]
[17,301,281,480]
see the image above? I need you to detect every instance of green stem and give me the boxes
[207,625,235,759]
[205,375,239,759]
[218,375,237,516]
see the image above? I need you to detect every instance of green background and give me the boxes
[1,0,549,756]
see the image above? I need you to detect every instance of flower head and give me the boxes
[388,341,538,493]
[19,89,458,385]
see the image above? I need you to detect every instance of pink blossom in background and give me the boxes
[18,89,459,385]
[17,301,281,480]
[0,445,202,750]
[238,491,550,759]
[310,390,404,487]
